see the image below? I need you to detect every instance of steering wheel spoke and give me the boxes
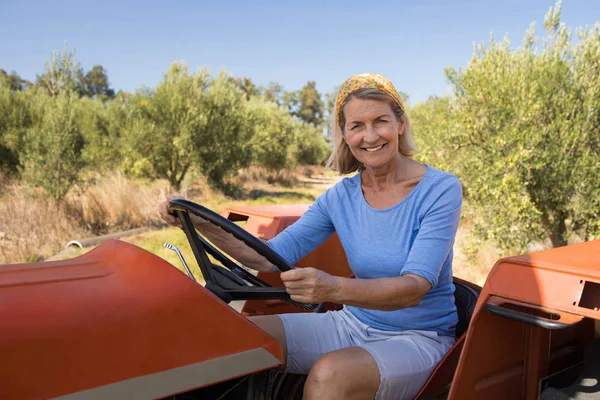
[168,199,320,311]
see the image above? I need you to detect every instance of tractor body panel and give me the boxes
[449,239,600,400]
[0,240,282,399]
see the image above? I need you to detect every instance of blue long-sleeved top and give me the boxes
[268,165,462,337]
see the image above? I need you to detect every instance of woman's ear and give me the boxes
[340,124,349,139]
[398,115,406,136]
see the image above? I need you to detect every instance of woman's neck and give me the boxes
[362,155,411,191]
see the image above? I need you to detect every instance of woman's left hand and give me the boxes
[280,267,340,304]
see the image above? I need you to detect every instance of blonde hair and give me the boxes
[326,88,416,174]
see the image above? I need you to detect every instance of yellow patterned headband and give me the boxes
[335,73,404,126]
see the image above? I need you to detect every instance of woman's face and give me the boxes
[342,98,402,170]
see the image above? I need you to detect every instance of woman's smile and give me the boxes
[362,143,386,152]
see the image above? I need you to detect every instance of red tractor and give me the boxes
[1,199,599,399]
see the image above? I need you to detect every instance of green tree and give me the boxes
[410,96,463,174]
[20,90,84,202]
[0,73,43,172]
[322,88,338,140]
[247,98,297,170]
[263,81,283,105]
[35,47,82,97]
[233,77,261,100]
[0,79,21,170]
[77,96,125,170]
[122,63,209,190]
[122,65,253,190]
[445,1,600,249]
[80,65,115,100]
[291,120,331,165]
[0,69,30,91]
[194,71,254,188]
[286,81,325,128]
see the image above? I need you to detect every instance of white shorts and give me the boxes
[279,307,454,400]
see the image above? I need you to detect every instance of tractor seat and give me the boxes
[415,277,481,399]
[454,278,480,338]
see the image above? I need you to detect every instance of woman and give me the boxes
[159,73,462,400]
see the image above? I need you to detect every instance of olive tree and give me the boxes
[246,98,297,170]
[123,65,254,190]
[445,2,600,249]
[17,49,85,201]
[0,78,28,171]
[77,96,128,171]
[291,120,331,166]
[193,71,254,188]
[20,90,84,202]
[410,96,463,175]
[121,63,209,189]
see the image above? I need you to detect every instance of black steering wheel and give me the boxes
[168,199,319,311]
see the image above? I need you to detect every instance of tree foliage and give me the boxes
[194,71,254,188]
[263,81,284,106]
[122,63,210,190]
[233,77,261,100]
[1,44,332,205]
[292,120,331,166]
[247,98,297,170]
[79,65,115,100]
[20,90,84,202]
[440,1,600,249]
[285,81,325,128]
[35,48,114,100]
[411,96,462,174]
[0,75,36,171]
[77,96,124,170]
[35,47,82,97]
[0,69,30,91]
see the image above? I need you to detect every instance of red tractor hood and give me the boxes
[0,240,283,399]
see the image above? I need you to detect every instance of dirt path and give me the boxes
[296,173,344,190]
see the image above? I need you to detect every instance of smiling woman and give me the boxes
[342,98,401,168]
[327,73,416,175]
[160,73,463,400]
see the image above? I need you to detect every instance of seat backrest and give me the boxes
[454,279,480,338]
[414,278,481,399]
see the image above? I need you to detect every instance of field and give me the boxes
[0,166,502,286]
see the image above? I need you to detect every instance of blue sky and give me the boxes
[2,0,599,104]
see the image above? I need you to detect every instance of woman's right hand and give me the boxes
[159,194,184,228]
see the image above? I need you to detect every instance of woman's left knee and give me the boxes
[305,349,380,398]
[306,353,341,388]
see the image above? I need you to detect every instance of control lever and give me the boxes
[163,242,196,282]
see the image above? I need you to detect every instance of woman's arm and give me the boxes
[159,192,336,273]
[282,175,463,310]
[283,269,431,310]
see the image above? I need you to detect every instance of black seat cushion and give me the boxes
[454,281,480,338]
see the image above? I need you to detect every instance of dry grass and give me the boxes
[0,185,86,263]
[0,172,169,264]
[452,219,508,286]
[234,167,298,187]
[64,172,165,234]
[0,167,333,264]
